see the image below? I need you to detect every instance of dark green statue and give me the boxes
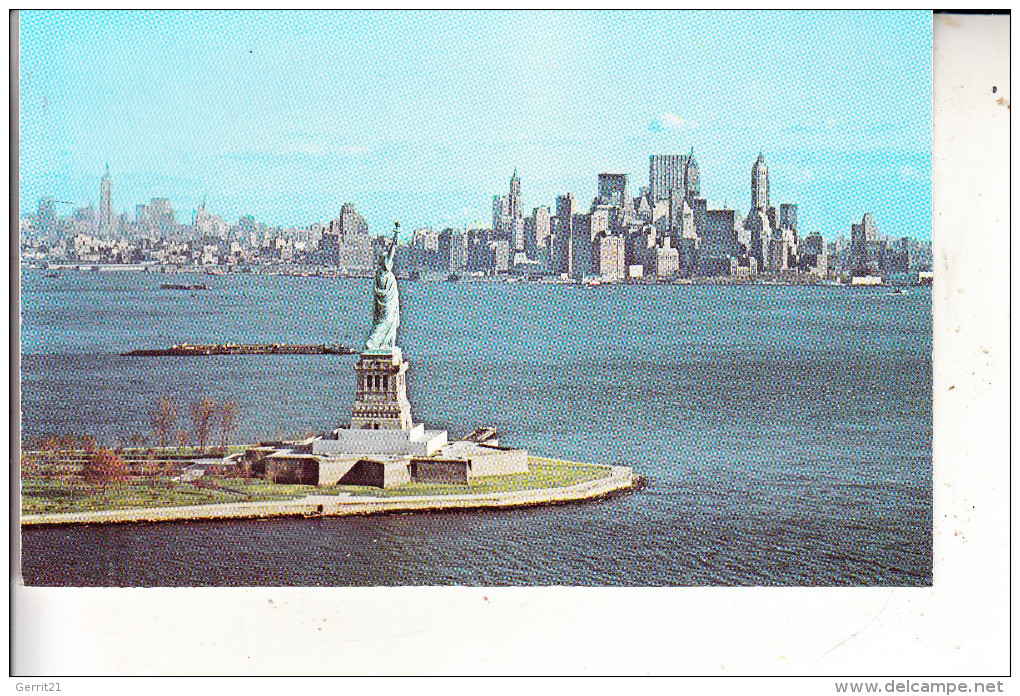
[364,223,400,351]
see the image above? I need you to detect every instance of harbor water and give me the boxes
[19,271,933,586]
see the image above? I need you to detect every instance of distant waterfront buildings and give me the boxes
[20,157,930,280]
[850,212,884,275]
[847,212,918,276]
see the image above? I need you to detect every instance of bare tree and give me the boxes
[176,428,190,453]
[150,398,178,450]
[219,400,239,453]
[191,398,219,453]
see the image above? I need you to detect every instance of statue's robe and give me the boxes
[365,269,399,350]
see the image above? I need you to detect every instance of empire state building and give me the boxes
[751,152,769,211]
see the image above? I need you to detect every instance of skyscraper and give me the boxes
[597,173,627,208]
[745,154,772,273]
[649,155,681,202]
[335,202,369,238]
[508,169,522,220]
[649,151,699,202]
[780,203,798,233]
[492,195,508,232]
[532,206,551,249]
[554,193,576,275]
[439,228,468,273]
[752,153,769,211]
[99,164,113,235]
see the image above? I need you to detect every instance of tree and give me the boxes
[39,435,59,468]
[219,400,239,453]
[191,398,219,452]
[150,398,178,450]
[79,434,96,453]
[57,433,76,455]
[176,428,190,452]
[81,448,128,492]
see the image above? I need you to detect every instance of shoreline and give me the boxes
[20,264,933,287]
[21,465,637,527]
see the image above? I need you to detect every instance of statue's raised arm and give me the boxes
[382,222,399,269]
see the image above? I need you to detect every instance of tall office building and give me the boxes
[493,169,522,237]
[466,228,492,272]
[780,203,798,233]
[703,209,739,259]
[649,155,681,202]
[554,193,576,274]
[597,173,628,208]
[324,203,372,274]
[752,152,769,210]
[492,195,507,232]
[649,151,699,202]
[532,206,551,249]
[439,228,468,272]
[510,217,526,252]
[508,169,522,220]
[334,202,369,238]
[99,164,113,235]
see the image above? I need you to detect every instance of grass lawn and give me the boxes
[21,459,613,514]
[20,477,316,515]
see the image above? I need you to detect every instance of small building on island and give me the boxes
[250,223,529,488]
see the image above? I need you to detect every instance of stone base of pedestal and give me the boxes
[311,423,448,457]
[350,349,413,431]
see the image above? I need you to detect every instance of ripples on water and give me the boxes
[19,273,932,586]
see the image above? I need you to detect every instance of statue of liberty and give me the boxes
[364,223,401,351]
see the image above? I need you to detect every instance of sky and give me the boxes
[18,10,932,240]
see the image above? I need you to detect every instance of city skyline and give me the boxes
[18,11,932,239]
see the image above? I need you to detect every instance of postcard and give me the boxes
[12,9,1009,682]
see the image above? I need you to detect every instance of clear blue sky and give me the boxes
[19,10,932,240]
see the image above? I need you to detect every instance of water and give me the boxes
[18,270,932,586]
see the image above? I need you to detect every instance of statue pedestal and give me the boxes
[349,349,413,430]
